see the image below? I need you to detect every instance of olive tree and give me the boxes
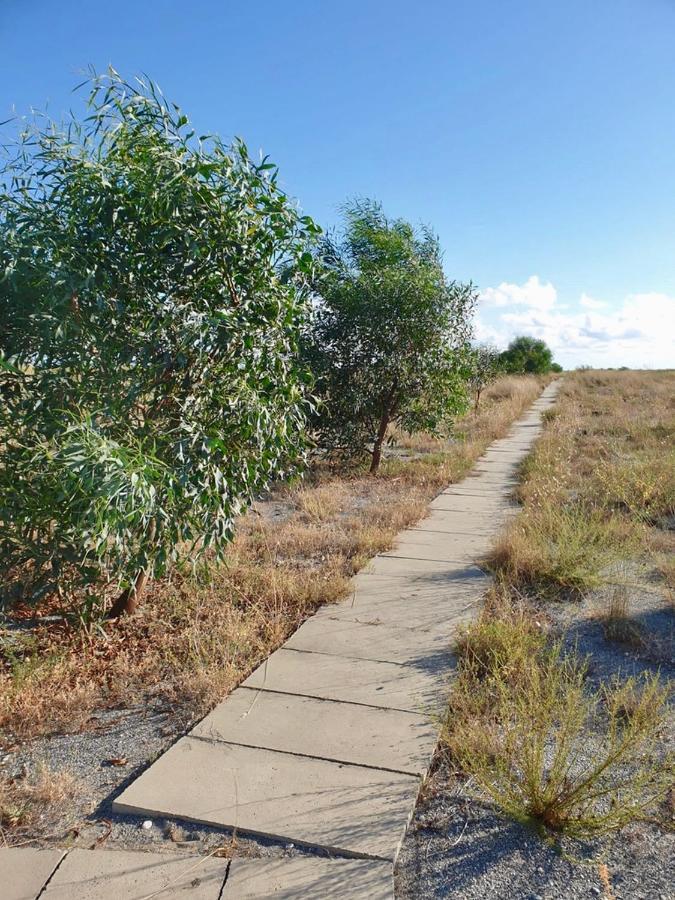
[0,70,319,617]
[305,200,476,473]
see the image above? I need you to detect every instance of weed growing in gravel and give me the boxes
[490,504,641,598]
[600,586,646,648]
[444,606,673,838]
[0,763,79,831]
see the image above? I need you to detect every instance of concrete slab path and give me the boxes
[1,381,559,898]
[113,381,559,865]
[0,846,392,899]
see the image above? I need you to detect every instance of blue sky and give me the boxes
[2,0,674,367]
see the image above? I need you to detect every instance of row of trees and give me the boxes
[0,71,557,618]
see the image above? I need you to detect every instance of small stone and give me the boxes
[285,842,295,850]
[591,889,601,897]
[141,819,153,830]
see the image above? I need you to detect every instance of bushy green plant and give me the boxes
[0,69,319,616]
[446,616,673,838]
[500,335,557,374]
[491,503,641,597]
[305,200,476,472]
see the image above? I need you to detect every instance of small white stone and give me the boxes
[141,819,153,830]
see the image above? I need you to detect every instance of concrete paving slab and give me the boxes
[429,491,505,509]
[341,572,489,614]
[439,486,512,500]
[349,569,490,601]
[477,447,527,456]
[381,530,491,561]
[191,688,437,775]
[434,481,513,507]
[113,738,420,861]
[224,857,393,899]
[40,848,228,899]
[313,593,480,634]
[362,555,481,578]
[463,471,519,484]
[242,648,449,713]
[284,613,454,667]
[412,516,495,535]
[0,847,65,900]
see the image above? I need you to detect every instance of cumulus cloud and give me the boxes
[476,278,675,369]
[479,275,557,312]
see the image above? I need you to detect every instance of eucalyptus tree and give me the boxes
[0,69,319,617]
[306,200,476,473]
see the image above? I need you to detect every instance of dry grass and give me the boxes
[442,370,675,840]
[0,375,547,743]
[599,586,646,649]
[0,763,80,834]
[490,370,675,598]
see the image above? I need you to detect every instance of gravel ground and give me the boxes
[395,764,673,900]
[2,702,324,859]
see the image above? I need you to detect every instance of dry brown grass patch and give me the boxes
[0,762,80,833]
[599,586,646,649]
[1,374,548,743]
[491,370,673,597]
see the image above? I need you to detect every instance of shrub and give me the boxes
[304,199,476,473]
[468,344,501,410]
[490,503,641,597]
[0,70,319,616]
[499,335,558,375]
[445,613,673,838]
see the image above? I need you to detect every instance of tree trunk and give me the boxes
[369,410,390,475]
[474,387,481,411]
[107,568,150,619]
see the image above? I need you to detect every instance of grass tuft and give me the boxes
[444,603,673,838]
[0,763,80,830]
[600,586,646,648]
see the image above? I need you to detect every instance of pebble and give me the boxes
[141,820,153,830]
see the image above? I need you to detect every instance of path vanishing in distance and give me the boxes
[2,381,560,899]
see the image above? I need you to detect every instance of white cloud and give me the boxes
[479,275,557,312]
[579,293,609,310]
[476,278,675,369]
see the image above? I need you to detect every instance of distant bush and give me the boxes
[499,335,559,374]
